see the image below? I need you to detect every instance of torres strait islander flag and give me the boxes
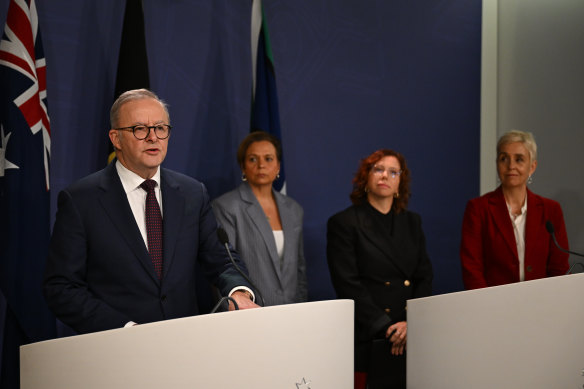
[251,4,286,193]
[0,0,55,385]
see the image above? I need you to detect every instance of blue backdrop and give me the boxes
[0,0,480,338]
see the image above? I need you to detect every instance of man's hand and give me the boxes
[229,290,260,311]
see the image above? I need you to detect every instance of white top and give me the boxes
[507,199,528,281]
[115,160,162,250]
[273,230,284,261]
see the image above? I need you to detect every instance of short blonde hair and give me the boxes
[497,130,537,161]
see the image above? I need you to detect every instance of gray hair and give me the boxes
[497,130,537,162]
[110,88,170,128]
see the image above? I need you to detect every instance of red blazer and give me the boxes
[460,186,569,289]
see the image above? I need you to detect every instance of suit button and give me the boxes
[161,295,167,302]
[526,265,533,272]
[384,281,391,286]
[404,280,411,286]
[384,308,391,314]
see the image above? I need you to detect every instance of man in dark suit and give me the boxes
[43,89,257,335]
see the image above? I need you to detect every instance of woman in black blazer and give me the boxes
[327,149,433,389]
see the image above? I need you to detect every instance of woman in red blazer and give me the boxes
[460,130,569,289]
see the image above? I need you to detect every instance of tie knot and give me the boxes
[141,179,157,193]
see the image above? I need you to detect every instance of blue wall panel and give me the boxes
[1,0,480,315]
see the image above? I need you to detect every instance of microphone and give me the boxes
[210,296,238,313]
[566,262,584,275]
[216,228,265,306]
[545,220,584,274]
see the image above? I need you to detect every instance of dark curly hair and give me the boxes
[349,149,411,213]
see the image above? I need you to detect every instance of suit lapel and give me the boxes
[274,191,294,275]
[160,169,183,281]
[98,163,159,283]
[240,184,284,283]
[524,189,544,262]
[355,205,409,277]
[488,187,518,258]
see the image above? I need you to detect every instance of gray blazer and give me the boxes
[212,182,307,306]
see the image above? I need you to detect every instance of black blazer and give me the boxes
[327,203,433,367]
[43,162,251,334]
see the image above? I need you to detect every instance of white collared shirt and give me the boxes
[115,160,162,250]
[507,199,528,281]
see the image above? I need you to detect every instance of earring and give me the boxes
[241,173,247,182]
[394,192,399,198]
[527,175,533,184]
[364,187,369,193]
[276,172,280,179]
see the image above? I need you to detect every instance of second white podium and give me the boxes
[407,273,584,388]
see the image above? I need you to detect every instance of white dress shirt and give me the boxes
[507,199,528,281]
[115,160,162,250]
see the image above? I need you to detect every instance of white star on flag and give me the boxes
[0,124,19,177]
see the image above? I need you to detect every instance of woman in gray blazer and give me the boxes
[213,131,307,306]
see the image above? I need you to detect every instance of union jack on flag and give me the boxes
[0,0,55,384]
[0,0,50,185]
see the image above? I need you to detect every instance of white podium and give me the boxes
[21,300,354,389]
[407,273,584,388]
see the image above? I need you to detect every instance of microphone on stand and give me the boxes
[566,262,584,275]
[545,220,584,274]
[216,227,265,307]
[210,296,238,313]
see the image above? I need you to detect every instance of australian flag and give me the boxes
[0,0,55,386]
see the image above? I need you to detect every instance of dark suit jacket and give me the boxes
[212,182,307,306]
[326,203,433,374]
[43,162,251,334]
[460,186,569,289]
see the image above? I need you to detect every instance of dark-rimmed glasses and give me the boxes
[114,124,171,140]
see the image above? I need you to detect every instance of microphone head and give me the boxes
[216,227,229,245]
[545,220,555,234]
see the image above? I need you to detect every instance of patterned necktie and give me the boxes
[141,179,163,278]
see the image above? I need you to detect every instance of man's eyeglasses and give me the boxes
[371,165,402,179]
[114,124,171,140]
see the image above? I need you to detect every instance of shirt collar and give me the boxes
[115,160,161,194]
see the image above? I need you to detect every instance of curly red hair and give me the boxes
[349,149,411,213]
